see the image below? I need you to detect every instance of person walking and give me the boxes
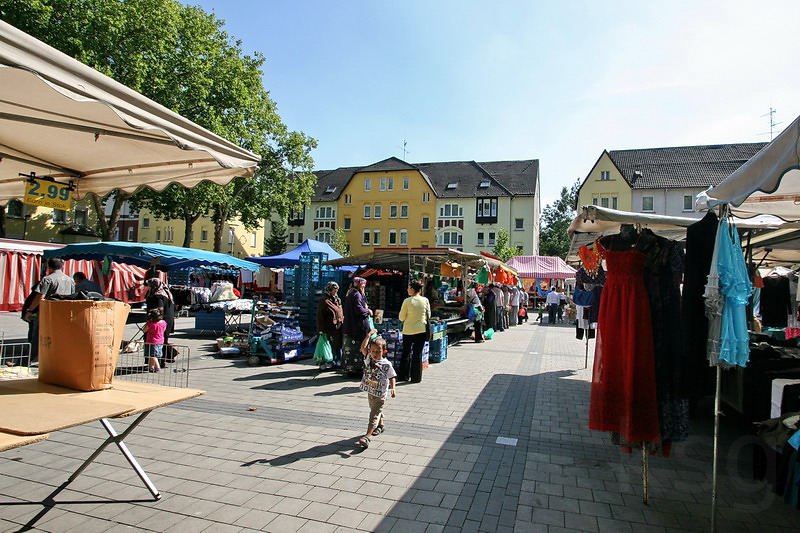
[145,278,175,365]
[490,283,505,332]
[316,281,344,369]
[358,336,396,448]
[398,279,431,383]
[343,277,371,374]
[509,286,520,328]
[24,258,75,363]
[546,286,560,325]
[143,309,167,372]
[467,286,484,342]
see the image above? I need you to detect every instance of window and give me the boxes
[422,192,430,203]
[364,178,371,191]
[421,216,430,230]
[477,232,485,246]
[446,182,458,190]
[642,196,654,212]
[74,207,88,226]
[440,231,462,246]
[7,200,23,218]
[515,218,524,231]
[165,226,173,242]
[190,231,194,242]
[612,196,618,210]
[298,232,303,242]
[156,230,161,242]
[390,205,398,218]
[201,229,208,242]
[127,227,134,241]
[318,231,332,243]
[364,205,371,219]
[600,170,610,181]
[374,204,382,219]
[251,232,257,248]
[344,194,352,205]
[403,177,409,190]
[592,197,598,206]
[600,196,609,208]
[373,230,380,245]
[479,180,490,189]
[389,230,397,245]
[387,177,394,191]
[316,206,334,219]
[440,203,462,218]
[476,198,498,222]
[289,232,295,244]
[142,217,150,229]
[52,209,67,223]
[324,185,337,194]
[228,228,235,244]
[363,230,370,245]
[343,217,351,231]
[399,229,408,245]
[113,227,120,240]
[400,204,409,218]
[683,195,693,211]
[488,232,496,246]
[380,177,386,191]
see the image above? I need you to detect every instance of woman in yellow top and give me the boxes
[398,279,431,383]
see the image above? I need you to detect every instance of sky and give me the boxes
[190,0,800,206]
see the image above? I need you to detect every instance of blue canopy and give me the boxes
[42,241,258,271]
[246,239,343,268]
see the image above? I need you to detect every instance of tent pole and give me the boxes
[711,364,722,533]
[642,446,649,505]
[584,334,589,369]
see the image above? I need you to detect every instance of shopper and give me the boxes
[24,258,75,363]
[343,277,371,373]
[73,272,102,295]
[143,309,167,372]
[490,283,505,332]
[358,335,396,448]
[467,286,484,343]
[509,286,520,327]
[145,278,175,363]
[546,286,560,324]
[398,279,431,383]
[316,281,344,369]
[481,284,496,334]
[557,288,567,323]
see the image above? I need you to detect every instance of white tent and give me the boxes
[0,20,261,204]
[697,114,800,221]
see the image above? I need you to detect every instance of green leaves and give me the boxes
[331,227,350,257]
[493,228,516,262]
[539,180,580,259]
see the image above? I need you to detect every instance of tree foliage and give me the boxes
[0,0,317,248]
[130,183,218,247]
[264,219,287,256]
[539,179,580,259]
[331,227,350,257]
[492,227,517,262]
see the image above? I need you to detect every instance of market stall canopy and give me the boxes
[0,20,261,204]
[506,255,576,279]
[246,239,342,268]
[325,247,518,277]
[696,114,800,222]
[42,241,258,271]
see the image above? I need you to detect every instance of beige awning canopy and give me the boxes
[0,20,261,204]
[325,247,518,277]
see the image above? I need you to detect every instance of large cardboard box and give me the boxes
[38,300,131,391]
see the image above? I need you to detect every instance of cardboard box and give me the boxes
[38,300,130,391]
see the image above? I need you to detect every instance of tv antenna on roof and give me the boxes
[759,107,782,141]
[397,139,410,160]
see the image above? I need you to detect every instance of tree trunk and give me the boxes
[182,213,200,247]
[91,191,129,241]
[212,205,229,253]
[0,206,5,238]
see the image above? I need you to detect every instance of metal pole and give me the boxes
[584,334,589,369]
[642,446,649,505]
[711,365,722,532]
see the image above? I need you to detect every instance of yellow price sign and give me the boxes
[23,178,73,210]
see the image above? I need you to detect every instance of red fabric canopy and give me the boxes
[506,256,576,279]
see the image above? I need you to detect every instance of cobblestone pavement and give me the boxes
[1,314,799,532]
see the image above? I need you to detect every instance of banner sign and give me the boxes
[23,177,73,210]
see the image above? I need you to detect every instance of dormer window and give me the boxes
[446,182,458,190]
[324,185,337,194]
[479,180,490,188]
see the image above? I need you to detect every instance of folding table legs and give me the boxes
[67,411,161,500]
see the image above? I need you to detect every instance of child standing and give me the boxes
[358,333,396,448]
[143,308,167,372]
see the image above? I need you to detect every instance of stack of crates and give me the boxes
[429,335,448,363]
[294,252,327,331]
[379,330,429,371]
[429,320,447,341]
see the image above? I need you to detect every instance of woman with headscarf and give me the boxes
[342,277,371,374]
[467,285,484,343]
[316,281,344,369]
[398,279,431,383]
[146,278,175,349]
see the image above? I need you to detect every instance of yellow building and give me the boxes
[3,199,99,243]
[576,151,632,212]
[137,211,265,258]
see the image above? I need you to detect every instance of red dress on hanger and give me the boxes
[589,245,661,446]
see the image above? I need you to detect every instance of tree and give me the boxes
[264,219,287,256]
[130,184,218,247]
[331,227,350,257]
[0,0,317,248]
[492,228,517,262]
[539,179,581,259]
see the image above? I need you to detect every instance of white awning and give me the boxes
[0,20,261,204]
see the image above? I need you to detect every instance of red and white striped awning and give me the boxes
[506,255,577,280]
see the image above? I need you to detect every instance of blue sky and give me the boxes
[191,1,800,206]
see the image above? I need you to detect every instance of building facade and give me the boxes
[578,143,767,218]
[263,157,540,257]
[137,214,265,258]
[3,198,98,243]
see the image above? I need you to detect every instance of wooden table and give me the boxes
[0,379,204,499]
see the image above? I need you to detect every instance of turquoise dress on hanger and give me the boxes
[717,217,753,366]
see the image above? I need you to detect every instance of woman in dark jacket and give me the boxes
[342,277,371,374]
[316,281,344,369]
[145,278,175,347]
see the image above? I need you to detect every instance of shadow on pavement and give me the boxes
[241,437,365,467]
